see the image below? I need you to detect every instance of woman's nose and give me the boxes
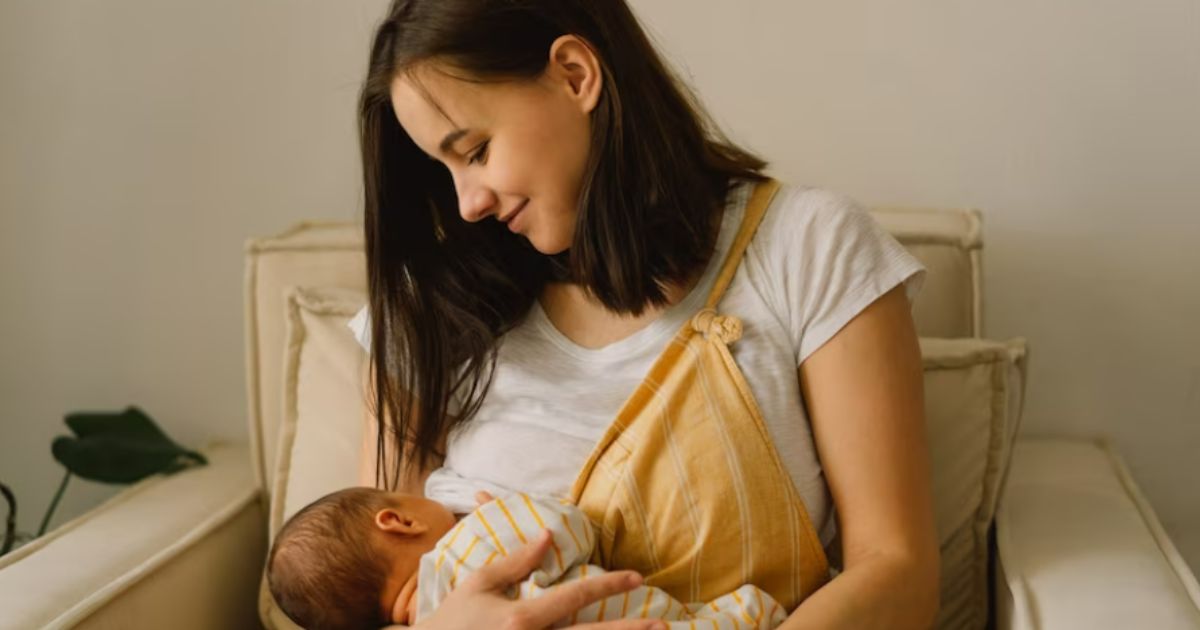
[457,184,497,223]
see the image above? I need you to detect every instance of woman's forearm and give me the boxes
[778,553,939,630]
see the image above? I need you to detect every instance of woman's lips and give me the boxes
[506,199,528,232]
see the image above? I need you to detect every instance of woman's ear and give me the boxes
[547,34,602,115]
[374,507,430,536]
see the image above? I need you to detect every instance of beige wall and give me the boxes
[2,0,1196,575]
[0,0,378,543]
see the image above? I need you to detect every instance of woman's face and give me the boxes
[389,35,603,254]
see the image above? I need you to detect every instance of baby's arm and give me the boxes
[413,516,502,622]
[518,564,787,629]
[415,492,594,623]
[471,491,595,585]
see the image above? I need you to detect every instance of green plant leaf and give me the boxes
[52,407,207,484]
[64,406,172,443]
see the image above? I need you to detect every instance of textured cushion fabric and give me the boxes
[72,501,265,630]
[268,285,367,538]
[243,222,366,507]
[259,285,368,630]
[995,438,1200,630]
[919,337,1029,629]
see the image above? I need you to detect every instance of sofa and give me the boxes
[2,205,1198,630]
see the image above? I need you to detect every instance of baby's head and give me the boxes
[266,487,457,629]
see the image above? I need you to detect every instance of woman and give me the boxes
[350,1,941,628]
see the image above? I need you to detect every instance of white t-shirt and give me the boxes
[347,178,927,571]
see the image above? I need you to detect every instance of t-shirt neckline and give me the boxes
[529,180,751,362]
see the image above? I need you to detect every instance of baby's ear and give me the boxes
[374,507,430,536]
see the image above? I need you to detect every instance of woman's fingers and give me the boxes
[519,570,649,629]
[460,529,553,592]
[441,527,659,630]
[475,490,496,506]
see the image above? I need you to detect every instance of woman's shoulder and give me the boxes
[743,178,885,260]
[737,177,927,365]
[756,179,874,236]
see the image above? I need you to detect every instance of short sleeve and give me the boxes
[759,187,927,367]
[346,305,370,352]
[349,307,469,415]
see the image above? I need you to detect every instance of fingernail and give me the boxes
[627,572,643,586]
[651,622,667,630]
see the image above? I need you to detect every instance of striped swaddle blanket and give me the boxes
[413,491,786,629]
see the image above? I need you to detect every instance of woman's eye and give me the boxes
[468,141,489,165]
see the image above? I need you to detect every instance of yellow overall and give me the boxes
[569,177,831,614]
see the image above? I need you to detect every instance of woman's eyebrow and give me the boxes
[439,128,471,155]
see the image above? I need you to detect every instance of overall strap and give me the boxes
[702,177,782,309]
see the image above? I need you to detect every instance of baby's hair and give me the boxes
[267,487,397,630]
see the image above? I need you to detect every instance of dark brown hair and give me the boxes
[357,0,769,490]
[266,488,396,629]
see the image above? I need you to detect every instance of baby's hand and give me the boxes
[474,490,496,506]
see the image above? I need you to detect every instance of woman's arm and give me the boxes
[781,284,941,630]
[357,358,444,492]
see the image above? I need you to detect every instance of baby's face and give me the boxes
[372,492,458,625]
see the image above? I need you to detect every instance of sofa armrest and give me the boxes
[993,436,1200,630]
[0,441,266,630]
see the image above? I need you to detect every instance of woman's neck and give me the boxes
[539,200,724,315]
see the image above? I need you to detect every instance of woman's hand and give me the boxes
[405,527,664,630]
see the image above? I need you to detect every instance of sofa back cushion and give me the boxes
[920,337,1028,629]
[257,285,366,630]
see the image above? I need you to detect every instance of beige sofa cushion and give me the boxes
[268,285,367,537]
[259,285,367,630]
[995,438,1200,629]
[921,337,1029,629]
[244,222,366,508]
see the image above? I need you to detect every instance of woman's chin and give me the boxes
[527,231,571,256]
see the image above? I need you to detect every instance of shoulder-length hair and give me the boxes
[358,0,769,490]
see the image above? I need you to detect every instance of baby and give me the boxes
[267,487,787,630]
